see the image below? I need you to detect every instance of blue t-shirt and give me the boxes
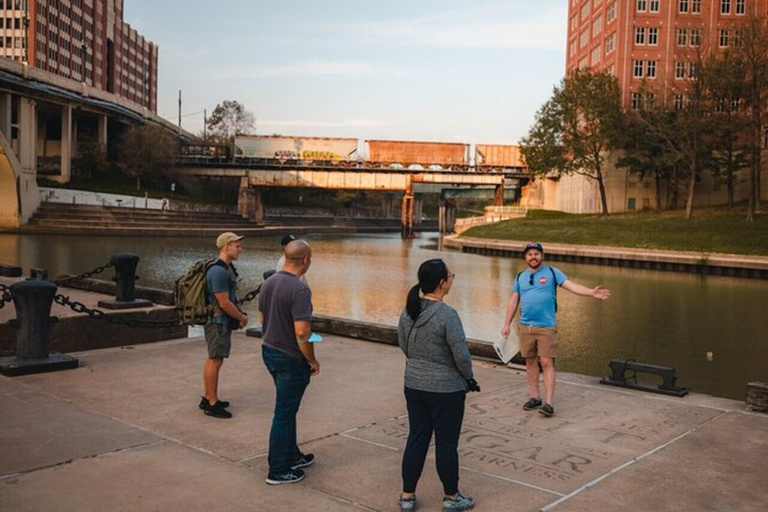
[205,259,239,325]
[512,265,568,328]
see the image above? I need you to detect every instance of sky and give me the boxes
[124,0,568,145]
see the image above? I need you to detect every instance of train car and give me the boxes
[234,135,358,165]
[474,144,525,172]
[366,140,469,170]
[179,144,231,162]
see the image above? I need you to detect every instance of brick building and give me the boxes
[0,0,157,112]
[566,0,767,110]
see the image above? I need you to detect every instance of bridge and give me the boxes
[0,57,192,230]
[176,160,528,236]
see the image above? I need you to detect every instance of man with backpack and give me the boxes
[201,232,248,419]
[501,242,611,418]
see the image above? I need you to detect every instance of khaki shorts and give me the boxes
[204,323,232,359]
[518,324,558,359]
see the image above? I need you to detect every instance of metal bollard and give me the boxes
[0,280,79,376]
[97,253,153,310]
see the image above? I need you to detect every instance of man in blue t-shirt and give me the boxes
[501,242,611,418]
[200,232,248,419]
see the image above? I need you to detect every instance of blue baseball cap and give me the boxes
[523,242,543,254]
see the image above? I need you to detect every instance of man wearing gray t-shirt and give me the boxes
[259,239,318,485]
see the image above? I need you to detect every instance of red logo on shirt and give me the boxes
[538,277,548,285]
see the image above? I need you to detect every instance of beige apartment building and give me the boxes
[0,0,157,111]
[523,0,768,213]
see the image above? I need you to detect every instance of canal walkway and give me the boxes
[2,331,766,511]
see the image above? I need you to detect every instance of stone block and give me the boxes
[746,382,768,413]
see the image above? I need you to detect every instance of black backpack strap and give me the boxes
[548,266,559,312]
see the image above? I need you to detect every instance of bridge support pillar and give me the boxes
[0,93,11,139]
[242,186,264,224]
[57,104,73,183]
[18,97,37,172]
[401,194,414,238]
[237,177,248,218]
[413,194,423,226]
[439,199,457,234]
[494,184,504,206]
[98,114,108,153]
[382,193,396,218]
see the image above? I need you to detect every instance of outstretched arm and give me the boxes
[561,280,611,300]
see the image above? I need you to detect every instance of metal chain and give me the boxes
[53,294,181,328]
[53,261,114,286]
[0,283,12,310]
[240,283,263,304]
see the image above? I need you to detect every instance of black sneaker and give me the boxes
[522,397,542,411]
[204,400,232,419]
[266,468,305,485]
[199,397,230,410]
[290,453,315,470]
[539,403,554,417]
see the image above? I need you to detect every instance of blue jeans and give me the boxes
[262,345,311,473]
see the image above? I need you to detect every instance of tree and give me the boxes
[73,139,108,179]
[520,68,622,215]
[118,124,180,190]
[731,14,768,221]
[206,100,255,143]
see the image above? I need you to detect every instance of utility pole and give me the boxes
[203,109,207,140]
[177,90,182,135]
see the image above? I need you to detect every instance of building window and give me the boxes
[628,198,637,210]
[637,0,647,12]
[734,30,743,47]
[605,32,616,53]
[579,56,590,68]
[650,0,660,11]
[720,29,729,47]
[635,27,646,45]
[607,2,617,22]
[591,45,602,64]
[571,15,578,31]
[648,27,659,45]
[736,0,745,14]
[647,60,657,78]
[580,28,590,48]
[679,0,689,13]
[690,28,700,46]
[569,39,577,56]
[721,0,731,14]
[631,92,643,109]
[646,93,656,108]
[675,61,686,79]
[692,0,702,12]
[606,64,615,76]
[677,28,688,46]
[674,94,685,109]
[581,2,591,20]
[634,60,644,77]
[689,62,697,78]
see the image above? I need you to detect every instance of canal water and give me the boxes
[1,232,766,401]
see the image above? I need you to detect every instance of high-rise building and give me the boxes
[0,0,157,112]
[566,0,767,110]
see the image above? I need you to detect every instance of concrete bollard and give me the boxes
[0,280,79,376]
[97,253,153,310]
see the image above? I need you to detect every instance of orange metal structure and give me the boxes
[367,140,469,168]
[474,144,525,171]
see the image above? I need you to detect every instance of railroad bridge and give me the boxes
[176,162,526,236]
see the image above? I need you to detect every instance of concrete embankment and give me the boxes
[444,234,768,279]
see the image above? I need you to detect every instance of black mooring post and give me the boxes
[97,253,152,310]
[0,280,78,376]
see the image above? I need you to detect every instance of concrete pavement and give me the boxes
[1,333,766,511]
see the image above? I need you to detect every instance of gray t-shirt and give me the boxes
[398,300,473,393]
[259,271,313,359]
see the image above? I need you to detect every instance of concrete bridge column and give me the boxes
[494,184,504,206]
[0,93,11,139]
[237,177,248,218]
[18,97,37,172]
[58,104,73,183]
[401,194,414,238]
[439,199,457,234]
[97,114,107,153]
[413,194,423,226]
[382,193,396,218]
[243,186,264,224]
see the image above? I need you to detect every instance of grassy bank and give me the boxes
[463,207,768,256]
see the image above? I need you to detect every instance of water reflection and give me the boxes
[1,232,766,401]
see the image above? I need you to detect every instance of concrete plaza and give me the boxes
[1,332,766,511]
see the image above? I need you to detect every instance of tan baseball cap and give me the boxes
[216,232,244,249]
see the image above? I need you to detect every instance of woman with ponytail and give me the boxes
[396,259,478,511]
